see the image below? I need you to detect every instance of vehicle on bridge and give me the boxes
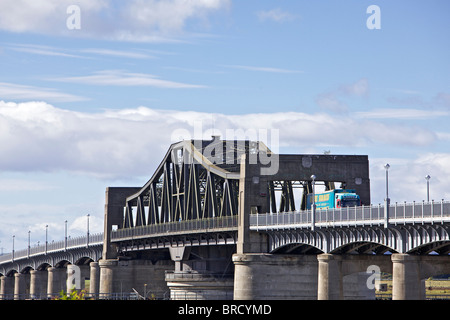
[306,189,361,209]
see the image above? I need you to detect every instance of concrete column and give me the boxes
[392,253,425,300]
[0,276,14,300]
[79,265,89,290]
[89,262,100,298]
[47,267,66,298]
[317,254,343,300]
[99,259,117,296]
[14,273,27,300]
[30,270,48,300]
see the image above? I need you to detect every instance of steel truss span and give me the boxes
[120,139,271,229]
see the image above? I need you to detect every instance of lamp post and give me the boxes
[28,230,31,258]
[384,164,390,228]
[311,175,316,231]
[425,175,431,203]
[12,235,15,261]
[45,224,48,254]
[86,214,90,247]
[65,220,68,251]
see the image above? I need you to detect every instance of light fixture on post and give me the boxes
[311,175,316,231]
[86,214,90,248]
[384,164,390,228]
[425,175,431,203]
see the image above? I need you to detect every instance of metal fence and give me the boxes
[250,200,450,230]
[0,233,103,264]
[0,292,158,300]
[111,215,238,241]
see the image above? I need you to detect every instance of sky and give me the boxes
[0,0,449,251]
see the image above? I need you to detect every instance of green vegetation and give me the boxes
[53,288,88,300]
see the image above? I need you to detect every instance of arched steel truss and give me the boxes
[121,139,268,228]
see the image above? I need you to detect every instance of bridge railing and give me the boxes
[251,200,450,230]
[111,215,238,241]
[0,233,103,264]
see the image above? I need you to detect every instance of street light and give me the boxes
[65,220,68,251]
[384,164,390,228]
[311,175,316,231]
[12,235,15,261]
[45,224,48,254]
[425,175,431,203]
[384,163,390,200]
[28,230,31,257]
[86,214,90,247]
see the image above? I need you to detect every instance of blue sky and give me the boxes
[0,0,449,251]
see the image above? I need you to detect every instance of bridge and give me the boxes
[1,137,449,300]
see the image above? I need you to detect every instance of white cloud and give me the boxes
[315,78,369,113]
[315,92,348,113]
[69,215,103,234]
[0,0,231,42]
[224,65,303,74]
[355,108,450,120]
[339,78,369,97]
[0,0,107,33]
[54,70,207,88]
[0,101,441,180]
[0,179,56,192]
[8,43,86,59]
[80,48,155,59]
[0,82,87,102]
[370,154,450,204]
[256,8,298,23]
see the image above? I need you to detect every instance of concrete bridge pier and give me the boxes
[317,254,343,300]
[392,254,425,300]
[0,276,14,300]
[317,253,393,300]
[14,272,29,300]
[30,269,48,299]
[89,261,100,298]
[99,258,173,299]
[233,253,319,300]
[47,267,66,298]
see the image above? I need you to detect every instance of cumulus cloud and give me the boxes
[0,100,441,180]
[0,0,231,42]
